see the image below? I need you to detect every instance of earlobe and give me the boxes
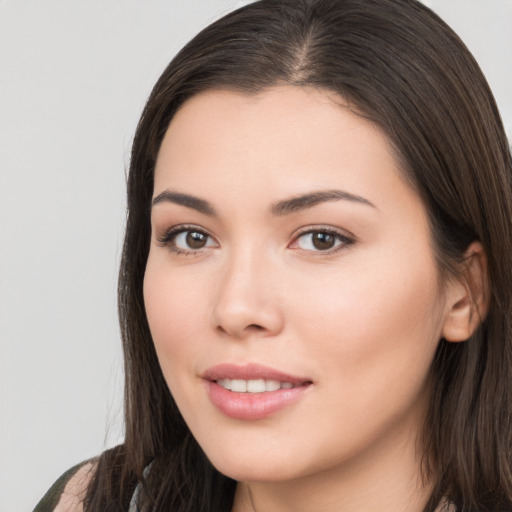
[442,241,490,343]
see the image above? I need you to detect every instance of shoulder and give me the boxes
[54,461,96,512]
[33,461,96,512]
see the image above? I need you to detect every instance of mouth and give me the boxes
[215,378,300,393]
[202,364,313,420]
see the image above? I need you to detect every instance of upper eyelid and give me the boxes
[288,226,356,254]
[291,225,355,240]
[156,226,219,256]
[155,223,355,247]
[157,224,353,235]
[158,224,212,237]
[156,224,216,245]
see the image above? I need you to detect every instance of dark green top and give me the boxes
[33,462,88,512]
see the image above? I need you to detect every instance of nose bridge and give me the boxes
[212,241,283,338]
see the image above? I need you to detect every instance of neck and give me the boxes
[231,421,434,512]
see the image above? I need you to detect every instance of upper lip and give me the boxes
[203,363,312,385]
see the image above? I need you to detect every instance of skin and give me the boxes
[55,463,94,512]
[143,86,474,512]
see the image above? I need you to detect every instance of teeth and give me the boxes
[216,379,296,393]
[265,380,281,391]
[217,378,231,390]
[231,379,247,392]
[247,379,265,393]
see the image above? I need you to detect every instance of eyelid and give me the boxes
[155,223,354,255]
[289,225,355,253]
[156,224,219,254]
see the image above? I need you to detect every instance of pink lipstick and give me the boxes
[203,364,312,420]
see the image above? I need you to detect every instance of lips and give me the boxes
[203,364,312,420]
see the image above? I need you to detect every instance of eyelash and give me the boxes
[156,225,216,256]
[290,226,355,254]
[156,224,355,256]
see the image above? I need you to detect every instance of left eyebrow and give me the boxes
[270,189,376,216]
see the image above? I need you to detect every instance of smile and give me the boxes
[216,378,296,393]
[203,364,312,420]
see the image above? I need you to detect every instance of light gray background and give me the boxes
[1,1,510,511]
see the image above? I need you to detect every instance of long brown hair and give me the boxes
[85,1,512,510]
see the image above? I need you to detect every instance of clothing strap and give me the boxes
[33,462,88,512]
[127,462,153,512]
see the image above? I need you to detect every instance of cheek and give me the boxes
[294,258,440,333]
[288,252,444,401]
[144,277,200,341]
[280,265,443,466]
[143,255,208,383]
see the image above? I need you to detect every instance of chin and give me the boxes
[211,457,299,483]
[199,439,304,483]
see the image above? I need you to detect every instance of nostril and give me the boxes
[247,324,264,331]
[216,323,265,337]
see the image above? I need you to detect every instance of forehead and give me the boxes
[154,86,409,201]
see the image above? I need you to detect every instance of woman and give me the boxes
[35,0,512,511]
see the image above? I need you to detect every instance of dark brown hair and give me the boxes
[85,1,512,510]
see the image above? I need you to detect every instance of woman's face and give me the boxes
[144,86,453,483]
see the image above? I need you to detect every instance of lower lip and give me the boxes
[206,381,311,420]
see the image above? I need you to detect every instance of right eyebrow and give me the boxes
[151,190,217,216]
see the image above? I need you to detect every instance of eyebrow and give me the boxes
[270,189,375,215]
[151,188,375,216]
[152,190,217,216]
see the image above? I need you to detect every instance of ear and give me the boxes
[442,241,490,342]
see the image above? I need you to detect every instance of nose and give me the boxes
[211,249,284,339]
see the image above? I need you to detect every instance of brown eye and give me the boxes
[311,232,336,250]
[294,229,352,253]
[160,228,218,253]
[186,231,208,249]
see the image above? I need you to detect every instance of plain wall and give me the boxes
[0,1,510,510]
